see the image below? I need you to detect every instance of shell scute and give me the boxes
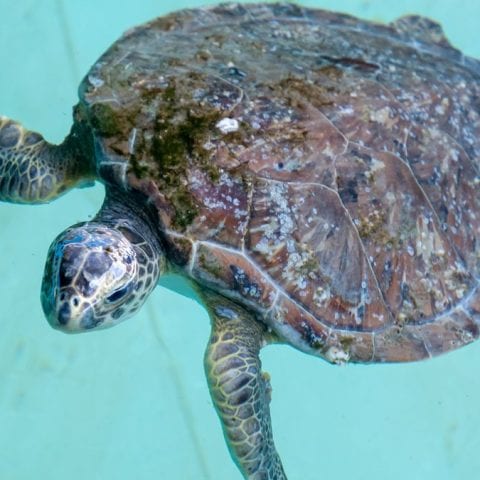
[316,78,411,159]
[244,99,347,188]
[185,168,251,249]
[247,179,392,332]
[406,125,480,276]
[336,144,474,321]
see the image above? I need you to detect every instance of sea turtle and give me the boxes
[1,2,480,479]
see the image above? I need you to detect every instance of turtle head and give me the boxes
[41,222,162,333]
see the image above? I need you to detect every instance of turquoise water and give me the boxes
[1,1,479,479]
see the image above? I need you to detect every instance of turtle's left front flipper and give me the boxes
[0,115,94,204]
[202,290,287,480]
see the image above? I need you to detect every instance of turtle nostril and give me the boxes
[58,303,71,325]
[72,297,79,307]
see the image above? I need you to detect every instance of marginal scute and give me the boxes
[391,15,454,49]
[192,243,276,310]
[419,309,479,356]
[373,325,430,362]
[78,3,480,363]
[327,331,374,363]
[268,293,330,351]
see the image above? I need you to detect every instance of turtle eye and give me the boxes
[106,284,131,303]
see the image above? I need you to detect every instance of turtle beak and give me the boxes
[42,286,101,333]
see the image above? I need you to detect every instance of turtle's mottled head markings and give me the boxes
[41,222,162,332]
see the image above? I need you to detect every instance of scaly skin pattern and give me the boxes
[0,116,93,203]
[203,290,286,480]
[84,3,480,363]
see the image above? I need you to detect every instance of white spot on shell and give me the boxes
[216,117,239,134]
[325,346,350,365]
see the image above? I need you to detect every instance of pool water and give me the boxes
[1,1,479,479]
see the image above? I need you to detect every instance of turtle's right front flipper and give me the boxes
[202,290,287,480]
[0,116,95,204]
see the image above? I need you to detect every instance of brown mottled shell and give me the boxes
[79,3,480,363]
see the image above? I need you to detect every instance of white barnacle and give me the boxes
[203,140,215,151]
[216,117,240,134]
[88,74,104,88]
[220,172,234,187]
[325,346,350,365]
